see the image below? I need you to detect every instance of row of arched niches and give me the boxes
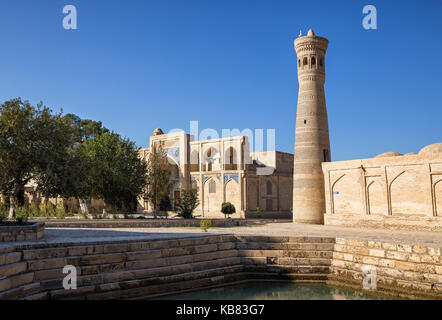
[298,55,324,70]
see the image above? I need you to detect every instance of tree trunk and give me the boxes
[8,182,21,219]
[8,201,14,219]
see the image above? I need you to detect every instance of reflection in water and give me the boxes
[155,282,394,300]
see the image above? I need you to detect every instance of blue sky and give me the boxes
[0,0,441,161]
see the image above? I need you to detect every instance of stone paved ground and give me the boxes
[17,223,441,248]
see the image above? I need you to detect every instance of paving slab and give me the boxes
[2,223,439,247]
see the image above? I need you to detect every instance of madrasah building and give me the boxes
[137,129,294,219]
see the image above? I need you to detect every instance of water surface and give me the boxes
[156,282,393,300]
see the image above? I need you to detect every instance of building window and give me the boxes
[266,181,272,195]
[205,148,215,171]
[225,146,237,170]
[209,180,216,193]
[323,149,330,162]
[266,199,273,211]
[303,57,308,66]
[320,57,324,67]
[298,59,301,67]
[190,150,199,172]
[311,57,316,68]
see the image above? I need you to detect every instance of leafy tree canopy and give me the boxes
[144,143,172,218]
[77,131,147,212]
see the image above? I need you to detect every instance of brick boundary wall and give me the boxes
[0,223,45,243]
[0,235,440,300]
[329,238,442,299]
[37,219,289,229]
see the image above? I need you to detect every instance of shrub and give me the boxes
[28,203,39,217]
[221,202,236,218]
[55,202,66,219]
[256,207,261,218]
[176,188,200,219]
[39,202,55,217]
[200,219,212,232]
[15,206,29,225]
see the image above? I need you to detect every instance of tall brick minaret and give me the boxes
[292,29,331,224]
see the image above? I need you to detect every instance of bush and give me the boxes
[221,202,236,218]
[55,202,72,219]
[200,219,212,232]
[176,188,200,219]
[15,206,29,225]
[39,202,55,217]
[28,203,39,217]
[256,207,261,218]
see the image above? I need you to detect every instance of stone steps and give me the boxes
[27,244,236,281]
[238,249,334,258]
[236,242,335,251]
[21,235,235,260]
[0,235,241,300]
[37,254,241,292]
[25,242,235,271]
[48,264,245,300]
[0,235,338,300]
[0,252,22,266]
[242,272,329,281]
[0,262,27,279]
[237,237,333,280]
[235,236,335,243]
[241,257,331,266]
[244,264,330,274]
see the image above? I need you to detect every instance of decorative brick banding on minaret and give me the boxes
[293,29,331,224]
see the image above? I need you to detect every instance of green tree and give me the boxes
[0,98,74,217]
[64,113,108,143]
[39,114,109,208]
[176,188,200,219]
[144,143,172,219]
[221,202,236,219]
[78,132,147,213]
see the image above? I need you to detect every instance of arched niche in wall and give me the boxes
[434,179,442,216]
[225,178,240,214]
[367,179,388,215]
[390,171,425,215]
[332,173,363,214]
[203,178,220,213]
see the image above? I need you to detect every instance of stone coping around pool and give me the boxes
[34,218,290,229]
[0,233,441,300]
[0,222,45,243]
[325,213,442,233]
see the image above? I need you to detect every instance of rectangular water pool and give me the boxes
[152,281,398,300]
